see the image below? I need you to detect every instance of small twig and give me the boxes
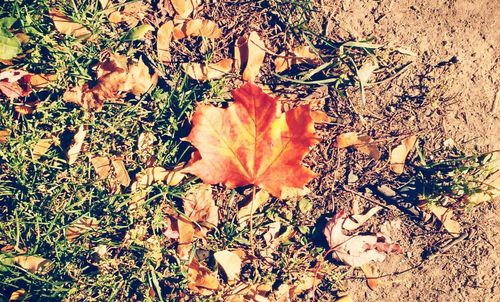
[342,186,391,210]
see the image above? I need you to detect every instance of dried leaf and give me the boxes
[334,132,381,160]
[8,289,26,301]
[14,103,36,115]
[335,295,354,302]
[14,255,53,274]
[49,9,91,39]
[91,156,112,179]
[0,69,32,99]
[237,190,270,224]
[242,32,266,82]
[183,184,218,227]
[324,211,402,267]
[358,57,378,85]
[187,259,219,295]
[310,111,332,124]
[361,263,379,290]
[173,19,222,40]
[390,135,417,174]
[342,206,382,231]
[214,250,242,283]
[182,59,233,81]
[157,21,174,62]
[177,216,195,260]
[131,167,185,192]
[0,129,10,144]
[30,73,57,89]
[293,272,322,296]
[274,45,319,73]
[65,217,99,242]
[426,204,461,237]
[105,1,145,27]
[234,36,247,72]
[66,125,87,165]
[110,157,130,187]
[32,138,53,161]
[125,56,158,95]
[182,82,320,198]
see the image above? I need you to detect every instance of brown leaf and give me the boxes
[173,19,222,40]
[91,156,112,179]
[32,138,53,161]
[426,204,461,237]
[242,32,266,82]
[14,256,53,274]
[183,184,218,227]
[110,157,130,187]
[361,263,379,290]
[182,59,233,81]
[0,129,11,144]
[334,132,381,160]
[170,0,199,18]
[157,21,174,62]
[274,45,319,73]
[233,36,247,72]
[237,190,270,224]
[182,82,320,198]
[187,259,219,295]
[309,111,332,124]
[126,56,159,95]
[104,1,145,27]
[8,289,26,301]
[30,73,57,90]
[177,216,195,260]
[390,135,417,174]
[65,217,99,242]
[67,125,87,165]
[0,69,32,99]
[342,206,382,231]
[49,9,91,39]
[335,295,354,302]
[213,250,242,283]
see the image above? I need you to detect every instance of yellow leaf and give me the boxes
[0,129,10,144]
[182,59,233,81]
[390,135,417,174]
[8,289,26,301]
[111,157,130,187]
[237,190,270,224]
[426,204,461,237]
[32,138,53,161]
[157,21,174,63]
[66,125,87,165]
[242,32,266,82]
[214,250,242,283]
[14,256,53,274]
[49,9,91,39]
[171,0,199,18]
[65,217,99,242]
[91,156,112,180]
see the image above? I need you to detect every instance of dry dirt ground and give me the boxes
[322,0,499,301]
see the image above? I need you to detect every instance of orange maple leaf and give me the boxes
[182,82,320,198]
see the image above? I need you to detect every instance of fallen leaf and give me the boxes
[280,186,310,199]
[0,69,32,99]
[105,1,145,27]
[334,132,381,160]
[274,45,319,73]
[49,9,91,39]
[91,156,112,179]
[183,184,218,227]
[65,217,99,242]
[182,82,320,198]
[0,18,21,60]
[157,21,174,62]
[426,204,461,237]
[14,255,53,274]
[324,210,402,267]
[242,32,266,82]
[124,24,154,41]
[32,138,53,161]
[66,125,87,165]
[342,206,382,231]
[0,129,10,144]
[263,221,281,250]
[125,56,158,95]
[310,111,332,124]
[234,36,247,72]
[361,263,379,290]
[14,103,36,115]
[173,19,222,40]
[177,216,195,260]
[30,73,57,89]
[8,289,26,301]
[171,0,199,18]
[237,190,270,224]
[293,272,322,296]
[132,167,185,191]
[110,157,130,187]
[187,259,219,295]
[183,59,233,81]
[357,57,378,85]
[214,250,242,283]
[390,135,417,174]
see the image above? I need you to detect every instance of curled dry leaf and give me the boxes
[171,0,199,18]
[426,204,461,237]
[14,255,53,274]
[361,263,380,290]
[214,250,242,283]
[237,189,270,224]
[64,54,157,111]
[334,132,381,160]
[157,21,174,63]
[102,0,146,27]
[390,135,417,174]
[239,31,266,82]
[183,59,233,81]
[49,9,91,39]
[8,289,26,301]
[183,183,218,227]
[137,131,156,163]
[173,19,222,40]
[0,69,32,99]
[342,206,382,231]
[31,138,53,161]
[274,45,319,73]
[324,210,402,267]
[66,125,87,165]
[65,217,99,242]
[187,259,219,295]
[182,82,320,198]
